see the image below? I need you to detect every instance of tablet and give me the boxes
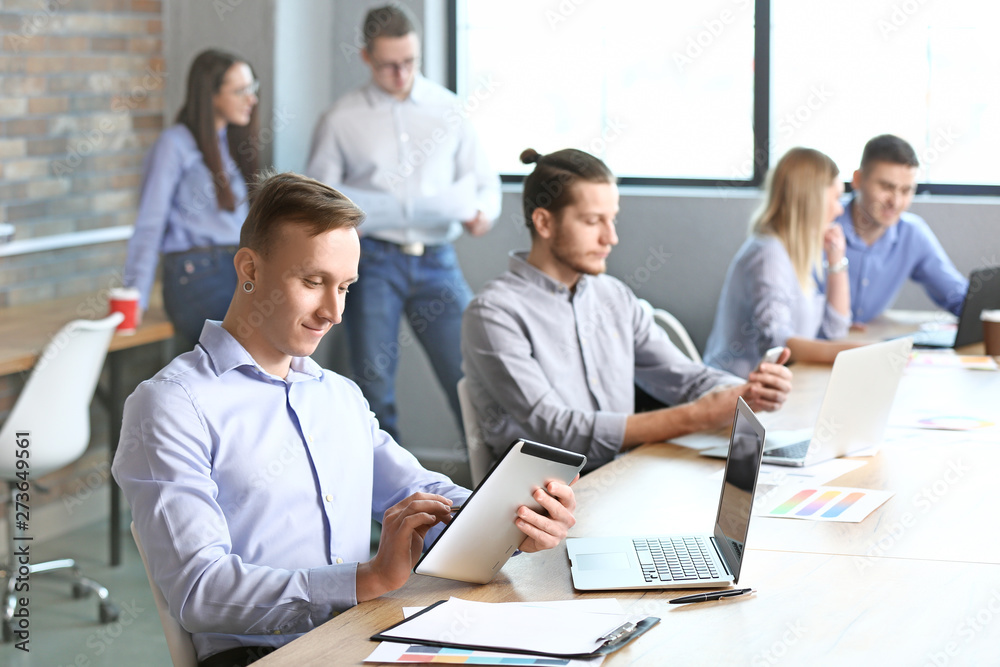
[414,439,586,584]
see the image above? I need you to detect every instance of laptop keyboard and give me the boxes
[633,537,719,583]
[765,439,810,459]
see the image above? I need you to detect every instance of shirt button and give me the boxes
[325,494,333,502]
[862,279,869,286]
[336,557,344,564]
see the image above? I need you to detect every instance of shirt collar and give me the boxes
[508,251,589,297]
[197,321,323,382]
[364,74,430,107]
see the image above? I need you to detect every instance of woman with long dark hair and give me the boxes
[123,49,260,348]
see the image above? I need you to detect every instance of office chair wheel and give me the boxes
[72,582,92,599]
[99,600,120,624]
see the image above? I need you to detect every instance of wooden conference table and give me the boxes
[257,315,1000,665]
[0,291,175,565]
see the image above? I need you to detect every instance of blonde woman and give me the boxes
[704,147,860,377]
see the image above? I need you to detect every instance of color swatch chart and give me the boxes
[364,642,603,666]
[760,486,894,523]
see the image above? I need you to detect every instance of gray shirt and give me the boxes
[461,252,742,471]
[306,75,501,246]
[703,235,851,378]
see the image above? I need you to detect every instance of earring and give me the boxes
[242,281,255,294]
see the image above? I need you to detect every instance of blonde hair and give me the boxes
[751,147,839,292]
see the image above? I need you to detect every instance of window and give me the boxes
[453,0,758,184]
[452,1,999,194]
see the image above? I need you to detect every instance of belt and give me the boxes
[398,242,425,256]
[367,238,428,256]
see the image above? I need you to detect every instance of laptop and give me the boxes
[908,266,1000,348]
[566,397,765,591]
[701,337,912,467]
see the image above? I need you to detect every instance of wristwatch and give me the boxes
[825,256,849,274]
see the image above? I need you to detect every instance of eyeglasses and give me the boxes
[372,57,419,74]
[225,81,259,98]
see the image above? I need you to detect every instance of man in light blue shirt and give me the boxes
[306,5,501,442]
[113,172,574,667]
[833,134,967,324]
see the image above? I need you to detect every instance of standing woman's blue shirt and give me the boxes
[123,124,248,311]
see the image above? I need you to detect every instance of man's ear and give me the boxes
[234,247,260,283]
[532,208,555,240]
[851,169,863,191]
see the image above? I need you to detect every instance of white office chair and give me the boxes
[456,377,494,487]
[636,298,702,363]
[652,308,702,364]
[0,313,124,642]
[131,522,198,667]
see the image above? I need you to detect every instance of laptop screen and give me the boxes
[713,398,766,583]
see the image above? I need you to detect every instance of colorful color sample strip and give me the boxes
[364,642,604,666]
[760,486,894,523]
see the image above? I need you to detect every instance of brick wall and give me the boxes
[1,0,164,426]
[1,0,164,308]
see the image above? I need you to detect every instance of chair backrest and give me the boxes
[0,313,123,478]
[653,309,703,364]
[456,377,493,487]
[131,522,198,667]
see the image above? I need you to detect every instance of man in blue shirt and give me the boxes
[833,134,967,325]
[113,172,574,667]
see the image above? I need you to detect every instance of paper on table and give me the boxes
[756,485,893,522]
[376,597,633,656]
[670,427,730,450]
[369,601,620,666]
[402,597,624,619]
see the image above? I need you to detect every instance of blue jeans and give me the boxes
[162,246,238,350]
[344,238,473,441]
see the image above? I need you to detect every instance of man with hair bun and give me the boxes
[462,149,793,473]
[307,4,500,442]
[833,134,967,325]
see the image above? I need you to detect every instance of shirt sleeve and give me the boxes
[631,292,743,403]
[461,297,626,466]
[305,109,406,232]
[369,415,472,546]
[743,243,799,353]
[818,299,852,340]
[909,222,969,317]
[113,380,359,636]
[456,115,501,223]
[123,133,184,310]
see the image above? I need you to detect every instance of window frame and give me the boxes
[448,0,1000,196]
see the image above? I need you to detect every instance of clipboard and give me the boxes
[371,598,660,659]
[414,439,586,584]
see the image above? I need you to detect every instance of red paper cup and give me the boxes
[109,287,140,335]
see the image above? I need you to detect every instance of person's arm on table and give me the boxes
[909,221,969,317]
[629,288,793,446]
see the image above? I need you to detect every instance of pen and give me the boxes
[449,505,463,514]
[669,588,755,605]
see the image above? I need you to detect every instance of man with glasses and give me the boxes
[307,4,500,442]
[833,134,967,326]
